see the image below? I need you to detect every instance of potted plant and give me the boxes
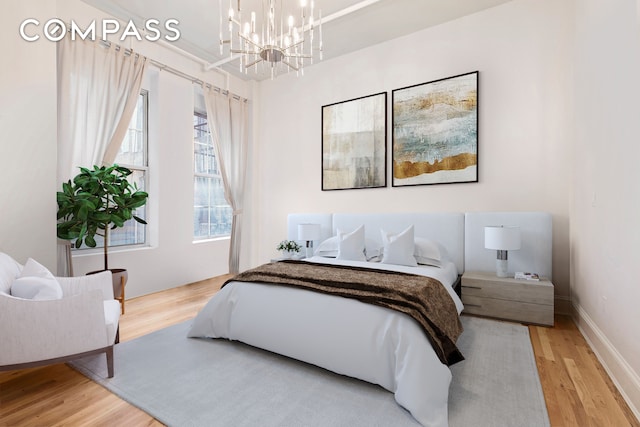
[276,240,302,258]
[56,165,149,306]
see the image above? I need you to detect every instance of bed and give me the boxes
[188,212,466,427]
[188,211,553,426]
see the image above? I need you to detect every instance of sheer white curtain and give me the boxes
[57,36,147,184]
[56,36,147,275]
[203,87,249,274]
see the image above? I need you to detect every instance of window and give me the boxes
[193,87,232,239]
[84,91,149,249]
[111,90,148,246]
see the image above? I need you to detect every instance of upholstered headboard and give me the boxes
[287,211,553,279]
[288,212,465,272]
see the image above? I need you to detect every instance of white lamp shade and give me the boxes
[484,226,521,250]
[298,223,321,241]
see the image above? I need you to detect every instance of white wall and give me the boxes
[572,0,640,417]
[250,0,573,311]
[0,0,57,269]
[54,0,251,297]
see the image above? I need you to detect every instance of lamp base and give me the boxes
[496,259,509,278]
[305,241,314,258]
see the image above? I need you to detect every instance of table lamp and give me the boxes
[298,223,321,258]
[485,225,521,278]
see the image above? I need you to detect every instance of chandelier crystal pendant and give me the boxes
[220,0,323,79]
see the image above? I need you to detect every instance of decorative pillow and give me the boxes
[315,234,380,261]
[11,258,63,300]
[380,226,418,267]
[315,237,340,257]
[336,225,367,262]
[414,237,444,267]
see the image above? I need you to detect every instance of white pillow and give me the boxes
[11,258,63,300]
[336,225,367,262]
[380,226,418,267]
[315,237,341,257]
[315,235,380,261]
[414,237,444,267]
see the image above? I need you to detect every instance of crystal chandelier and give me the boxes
[220,0,323,79]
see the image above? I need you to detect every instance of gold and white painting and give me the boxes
[392,72,478,186]
[322,92,387,190]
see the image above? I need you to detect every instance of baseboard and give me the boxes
[554,295,571,315]
[572,302,640,422]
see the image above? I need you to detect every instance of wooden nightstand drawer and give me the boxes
[462,295,554,326]
[461,271,554,326]
[462,279,553,306]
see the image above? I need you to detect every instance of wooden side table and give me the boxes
[108,269,128,315]
[461,271,554,326]
[87,268,127,314]
[115,274,126,314]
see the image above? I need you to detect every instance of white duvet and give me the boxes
[188,257,464,427]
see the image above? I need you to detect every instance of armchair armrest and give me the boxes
[0,290,109,366]
[58,271,114,300]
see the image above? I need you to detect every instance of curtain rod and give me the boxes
[102,40,248,103]
[147,57,248,103]
[60,26,248,103]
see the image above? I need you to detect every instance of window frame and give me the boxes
[73,89,150,251]
[111,89,149,248]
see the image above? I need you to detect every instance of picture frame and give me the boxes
[392,71,478,187]
[322,92,387,191]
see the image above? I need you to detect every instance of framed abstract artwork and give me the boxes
[322,92,387,191]
[392,71,478,187]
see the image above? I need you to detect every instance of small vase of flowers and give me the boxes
[276,240,301,258]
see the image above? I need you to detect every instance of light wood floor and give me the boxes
[1,275,638,427]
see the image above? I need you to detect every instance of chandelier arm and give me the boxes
[244,58,263,68]
[285,53,312,59]
[284,39,305,50]
[281,60,299,71]
[230,49,260,55]
[238,33,263,50]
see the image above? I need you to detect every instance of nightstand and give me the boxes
[461,271,554,326]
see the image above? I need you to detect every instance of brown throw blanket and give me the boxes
[224,260,464,366]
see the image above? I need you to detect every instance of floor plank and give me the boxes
[529,316,639,427]
[1,275,638,426]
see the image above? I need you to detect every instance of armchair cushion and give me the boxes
[11,258,63,300]
[0,253,22,294]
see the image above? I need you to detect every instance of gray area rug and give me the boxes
[70,316,549,427]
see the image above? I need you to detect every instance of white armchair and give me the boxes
[0,253,120,378]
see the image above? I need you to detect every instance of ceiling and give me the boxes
[82,0,513,81]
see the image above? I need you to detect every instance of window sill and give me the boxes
[72,244,151,258]
[193,236,230,244]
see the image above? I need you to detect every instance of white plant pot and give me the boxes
[281,250,295,259]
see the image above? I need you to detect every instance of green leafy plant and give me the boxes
[276,240,301,253]
[57,164,149,270]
